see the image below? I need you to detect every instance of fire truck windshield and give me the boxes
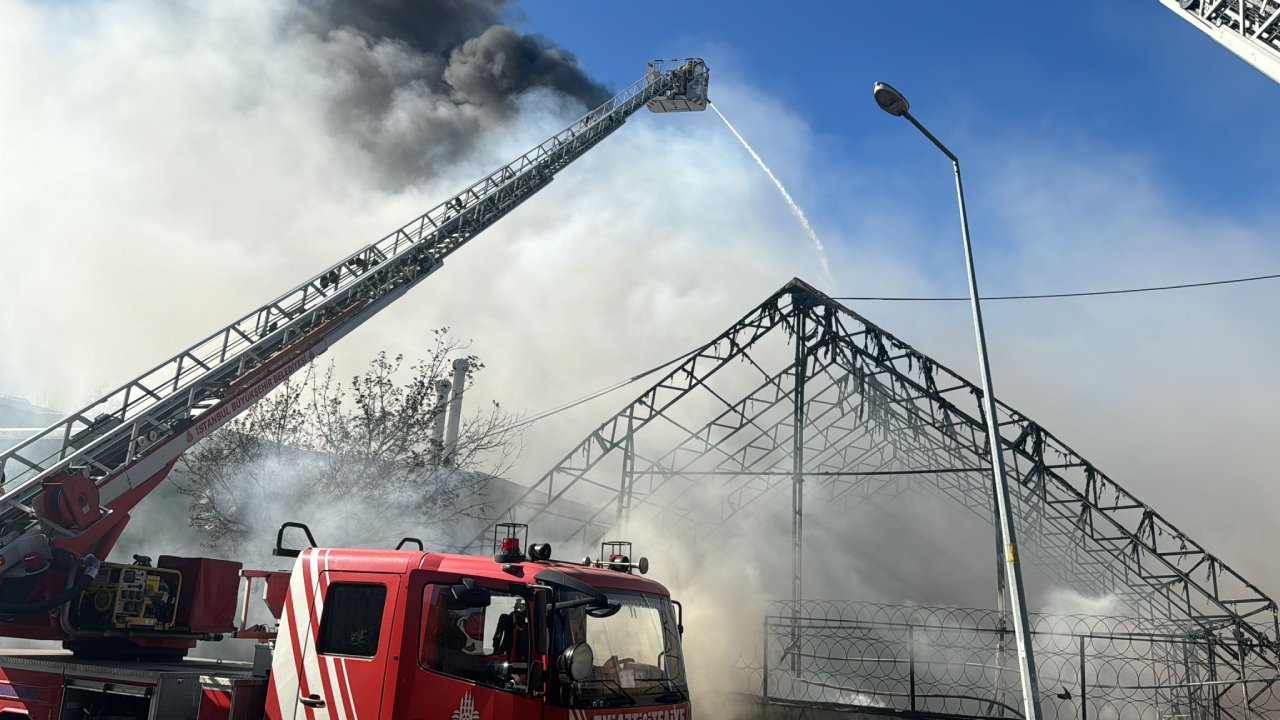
[553,589,687,708]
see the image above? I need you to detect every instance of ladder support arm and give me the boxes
[0,60,711,611]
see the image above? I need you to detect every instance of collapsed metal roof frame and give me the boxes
[476,277,1278,711]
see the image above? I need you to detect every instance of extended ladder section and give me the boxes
[0,60,710,575]
[1160,0,1280,83]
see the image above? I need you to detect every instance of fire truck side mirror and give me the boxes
[449,578,491,608]
[528,587,549,697]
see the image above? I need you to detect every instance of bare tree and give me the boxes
[176,330,521,555]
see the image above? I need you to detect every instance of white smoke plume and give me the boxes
[2,0,1279,706]
[0,0,830,672]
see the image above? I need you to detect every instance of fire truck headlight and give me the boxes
[560,642,595,682]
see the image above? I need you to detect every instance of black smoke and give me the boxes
[301,0,610,186]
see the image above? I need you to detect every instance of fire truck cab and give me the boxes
[268,526,689,720]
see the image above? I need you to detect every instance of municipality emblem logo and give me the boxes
[451,692,480,720]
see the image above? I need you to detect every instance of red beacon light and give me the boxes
[492,522,528,564]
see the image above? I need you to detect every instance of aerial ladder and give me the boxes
[0,58,710,644]
[1160,0,1280,83]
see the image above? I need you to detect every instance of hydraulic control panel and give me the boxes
[70,560,181,632]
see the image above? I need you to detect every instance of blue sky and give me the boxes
[515,1,1280,273]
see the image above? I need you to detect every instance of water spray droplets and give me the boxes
[710,102,835,289]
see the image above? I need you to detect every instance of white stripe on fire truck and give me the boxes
[292,548,326,720]
[304,549,340,720]
[343,656,361,720]
[277,552,314,719]
[298,550,325,720]
[310,550,334,715]
[324,654,348,720]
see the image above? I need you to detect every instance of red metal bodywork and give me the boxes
[0,547,689,719]
[0,652,266,719]
[264,548,690,720]
[0,665,60,719]
[159,555,243,634]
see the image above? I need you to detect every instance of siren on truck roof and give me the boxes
[580,540,649,575]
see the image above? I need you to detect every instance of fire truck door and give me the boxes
[293,570,399,720]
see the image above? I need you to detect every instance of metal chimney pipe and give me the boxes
[442,358,469,466]
[431,379,451,468]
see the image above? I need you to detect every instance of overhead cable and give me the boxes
[834,272,1280,302]
[510,271,1280,431]
[505,343,706,431]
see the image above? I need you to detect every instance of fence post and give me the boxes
[762,616,770,701]
[1078,634,1087,720]
[1208,639,1220,720]
[1237,633,1252,715]
[1179,641,1193,720]
[909,623,917,713]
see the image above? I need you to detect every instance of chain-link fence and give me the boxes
[733,602,1278,719]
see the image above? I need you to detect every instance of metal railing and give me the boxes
[1159,0,1280,83]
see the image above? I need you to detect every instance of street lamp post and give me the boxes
[872,81,1043,720]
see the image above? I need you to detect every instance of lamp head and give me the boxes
[873,82,909,117]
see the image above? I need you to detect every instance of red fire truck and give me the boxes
[0,59,708,719]
[265,528,687,720]
[0,526,690,720]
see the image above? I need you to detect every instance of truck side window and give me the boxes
[421,584,529,691]
[318,582,387,658]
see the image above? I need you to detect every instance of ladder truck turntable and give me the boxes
[0,59,709,720]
